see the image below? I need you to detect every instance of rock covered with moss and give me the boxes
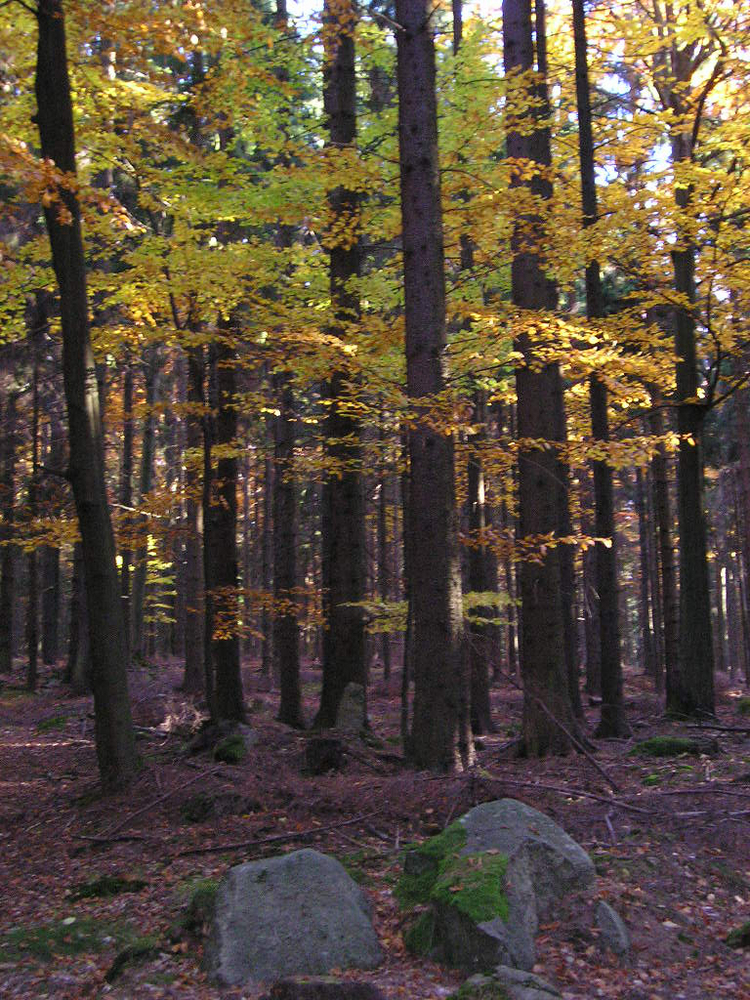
[451,966,561,1000]
[397,799,595,974]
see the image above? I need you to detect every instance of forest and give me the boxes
[0,0,749,998]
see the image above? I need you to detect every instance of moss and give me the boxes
[431,853,509,923]
[213,734,246,763]
[105,935,161,983]
[725,920,750,949]
[737,697,750,717]
[403,911,435,956]
[0,917,131,963]
[36,713,67,733]
[630,736,711,758]
[398,822,508,932]
[181,792,215,823]
[170,879,218,940]
[642,773,661,787]
[70,874,147,900]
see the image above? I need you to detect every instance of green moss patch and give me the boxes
[0,916,131,963]
[450,978,511,1000]
[36,713,68,733]
[403,911,435,956]
[395,821,468,907]
[213,734,246,763]
[105,936,161,983]
[70,874,147,900]
[181,792,216,823]
[432,853,509,923]
[630,736,716,758]
[170,879,218,941]
[725,920,750,949]
[737,697,750,717]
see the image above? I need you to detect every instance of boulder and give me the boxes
[454,966,561,1000]
[595,900,629,956]
[399,799,595,974]
[262,977,386,999]
[205,849,382,986]
[335,683,365,732]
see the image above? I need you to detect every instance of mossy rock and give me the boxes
[725,920,750,949]
[214,734,247,763]
[0,916,131,963]
[70,874,147,900]
[403,911,435,956]
[105,935,161,983]
[737,697,750,717]
[170,879,218,941]
[450,978,510,1000]
[395,821,468,908]
[630,735,719,758]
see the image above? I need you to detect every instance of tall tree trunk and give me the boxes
[377,404,391,681]
[261,426,273,678]
[0,391,18,674]
[130,345,162,659]
[35,0,137,789]
[572,0,627,736]
[119,355,133,661]
[650,402,680,708]
[41,407,63,666]
[26,296,43,690]
[273,374,304,728]
[635,467,656,679]
[467,392,496,734]
[396,0,470,770]
[210,333,245,722]
[182,345,204,694]
[503,0,576,755]
[65,541,91,694]
[316,0,367,728]
[670,131,714,718]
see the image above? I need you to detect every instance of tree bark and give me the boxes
[273,374,304,728]
[503,0,576,755]
[0,390,18,674]
[210,333,245,722]
[572,0,626,736]
[396,0,469,770]
[182,345,204,694]
[35,0,137,789]
[316,0,367,728]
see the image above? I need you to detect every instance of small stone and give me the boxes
[595,901,630,956]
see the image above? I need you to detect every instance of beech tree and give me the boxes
[34,0,137,789]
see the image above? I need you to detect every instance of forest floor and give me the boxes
[1,659,749,1000]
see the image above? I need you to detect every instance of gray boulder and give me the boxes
[335,683,366,732]
[400,799,595,974]
[595,900,629,956]
[206,849,383,986]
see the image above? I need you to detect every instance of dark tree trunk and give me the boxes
[26,297,43,691]
[503,0,576,755]
[399,425,413,748]
[130,345,162,659]
[377,405,392,682]
[572,0,627,736]
[670,132,714,718]
[65,541,91,694]
[467,392,496,734]
[650,402,680,707]
[316,0,367,728]
[273,374,304,728]
[35,0,137,789]
[182,345,204,694]
[635,467,657,678]
[201,352,217,721]
[119,356,133,661]
[646,465,665,690]
[396,0,470,770]
[41,405,64,667]
[261,427,273,678]
[210,334,245,722]
[0,390,18,674]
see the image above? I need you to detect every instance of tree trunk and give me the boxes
[26,297,43,690]
[396,0,469,770]
[0,390,18,674]
[316,0,367,728]
[182,345,204,694]
[273,374,304,728]
[119,355,133,662]
[35,0,137,789]
[635,467,656,678]
[210,334,245,722]
[130,344,162,659]
[572,0,626,736]
[41,406,64,666]
[377,403,391,681]
[503,0,576,755]
[650,402,680,708]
